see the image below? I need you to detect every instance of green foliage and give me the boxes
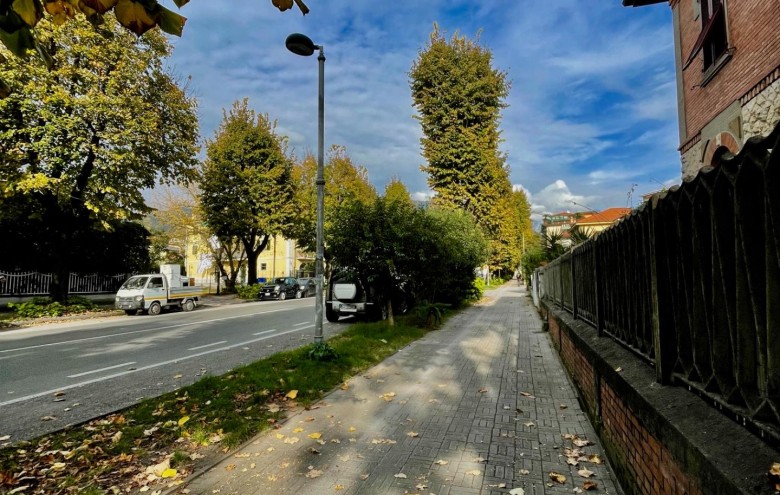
[0,16,197,297]
[307,341,339,362]
[235,284,262,300]
[410,25,515,272]
[472,277,486,299]
[8,297,97,318]
[199,99,296,284]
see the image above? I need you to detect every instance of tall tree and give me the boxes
[290,146,377,254]
[409,25,512,270]
[0,15,199,299]
[199,99,296,285]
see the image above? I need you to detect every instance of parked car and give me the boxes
[325,268,411,322]
[297,277,316,298]
[260,277,300,300]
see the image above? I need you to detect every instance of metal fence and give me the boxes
[536,121,780,447]
[0,271,131,297]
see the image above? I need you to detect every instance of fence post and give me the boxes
[571,249,578,320]
[558,260,564,308]
[594,240,604,337]
[649,201,673,384]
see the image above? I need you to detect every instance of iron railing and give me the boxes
[537,121,780,447]
[0,271,131,297]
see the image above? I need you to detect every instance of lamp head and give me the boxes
[286,33,317,56]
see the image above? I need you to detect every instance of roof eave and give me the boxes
[622,0,666,6]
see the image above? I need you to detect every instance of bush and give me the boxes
[8,297,98,318]
[235,284,262,300]
[308,341,339,361]
[471,277,486,300]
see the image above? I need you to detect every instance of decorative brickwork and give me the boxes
[742,75,780,140]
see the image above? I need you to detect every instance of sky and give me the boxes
[165,0,681,223]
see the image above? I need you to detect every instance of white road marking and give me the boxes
[187,340,227,351]
[68,362,136,378]
[0,308,291,354]
[294,322,310,326]
[253,329,277,336]
[0,325,315,407]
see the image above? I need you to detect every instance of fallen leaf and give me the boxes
[406,432,419,437]
[309,447,321,455]
[225,464,236,471]
[472,456,486,463]
[268,403,281,413]
[560,404,568,409]
[51,462,66,471]
[234,453,250,458]
[283,437,300,444]
[394,473,407,479]
[523,421,536,428]
[161,468,177,478]
[54,391,65,397]
[174,374,183,379]
[305,468,322,478]
[380,392,396,402]
[0,435,9,441]
[520,392,535,398]
[518,469,530,475]
[465,469,481,476]
[509,488,525,495]
[434,460,449,465]
[147,459,170,477]
[286,390,299,399]
[578,468,594,478]
[478,388,488,393]
[549,472,566,484]
[380,339,388,343]
[615,367,623,372]
[370,438,396,444]
[335,485,344,491]
[771,463,780,476]
[178,416,190,427]
[348,426,356,432]
[40,416,56,421]
[583,480,598,490]
[416,483,429,490]
[588,454,602,464]
[567,457,579,466]
[293,427,304,433]
[111,431,122,443]
[308,432,322,439]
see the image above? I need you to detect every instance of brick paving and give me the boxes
[176,284,621,495]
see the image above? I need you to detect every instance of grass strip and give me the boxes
[0,308,453,494]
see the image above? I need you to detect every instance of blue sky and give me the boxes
[165,0,680,222]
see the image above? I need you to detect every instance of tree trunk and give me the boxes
[387,299,395,327]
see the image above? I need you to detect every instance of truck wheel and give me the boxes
[124,309,137,316]
[296,290,302,299]
[147,302,162,316]
[279,291,287,301]
[182,299,195,312]
[326,305,339,322]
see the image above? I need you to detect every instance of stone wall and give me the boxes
[742,77,780,140]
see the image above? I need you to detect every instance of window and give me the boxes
[684,0,728,71]
[261,263,267,270]
[148,277,164,289]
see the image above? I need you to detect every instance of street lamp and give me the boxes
[286,33,325,342]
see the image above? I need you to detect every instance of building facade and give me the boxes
[625,0,780,179]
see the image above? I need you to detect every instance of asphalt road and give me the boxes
[0,298,348,443]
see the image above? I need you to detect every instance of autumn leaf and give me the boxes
[161,468,177,478]
[283,437,300,444]
[293,427,304,433]
[549,472,566,484]
[305,468,322,478]
[518,469,530,475]
[286,390,299,399]
[588,454,602,464]
[583,480,598,490]
[465,469,481,476]
[308,432,322,439]
[478,388,488,393]
[770,463,780,476]
[434,459,448,465]
[0,435,9,441]
[114,0,157,36]
[406,432,419,438]
[178,416,190,427]
[577,468,594,478]
[520,391,535,398]
[509,489,525,495]
[348,426,356,432]
[573,438,592,447]
[379,392,396,402]
[394,473,407,479]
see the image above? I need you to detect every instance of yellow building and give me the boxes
[183,233,313,292]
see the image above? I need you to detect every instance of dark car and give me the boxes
[297,277,316,298]
[260,277,300,300]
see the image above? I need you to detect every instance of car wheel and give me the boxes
[326,305,339,322]
[124,309,137,316]
[296,290,302,299]
[279,291,287,301]
[182,299,195,312]
[148,302,162,316]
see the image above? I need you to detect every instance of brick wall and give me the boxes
[600,382,702,495]
[677,0,780,142]
[560,330,597,417]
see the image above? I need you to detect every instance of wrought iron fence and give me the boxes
[0,271,131,297]
[537,121,780,447]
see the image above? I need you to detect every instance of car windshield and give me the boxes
[120,276,149,290]
[274,278,286,284]
[297,278,310,285]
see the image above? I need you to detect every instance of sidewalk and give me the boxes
[176,284,621,495]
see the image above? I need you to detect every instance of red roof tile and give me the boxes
[575,207,632,226]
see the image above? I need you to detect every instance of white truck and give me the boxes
[115,265,204,316]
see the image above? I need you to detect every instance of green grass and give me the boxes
[0,309,456,493]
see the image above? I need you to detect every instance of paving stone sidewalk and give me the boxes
[176,284,621,495]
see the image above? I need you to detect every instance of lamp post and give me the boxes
[286,33,325,342]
